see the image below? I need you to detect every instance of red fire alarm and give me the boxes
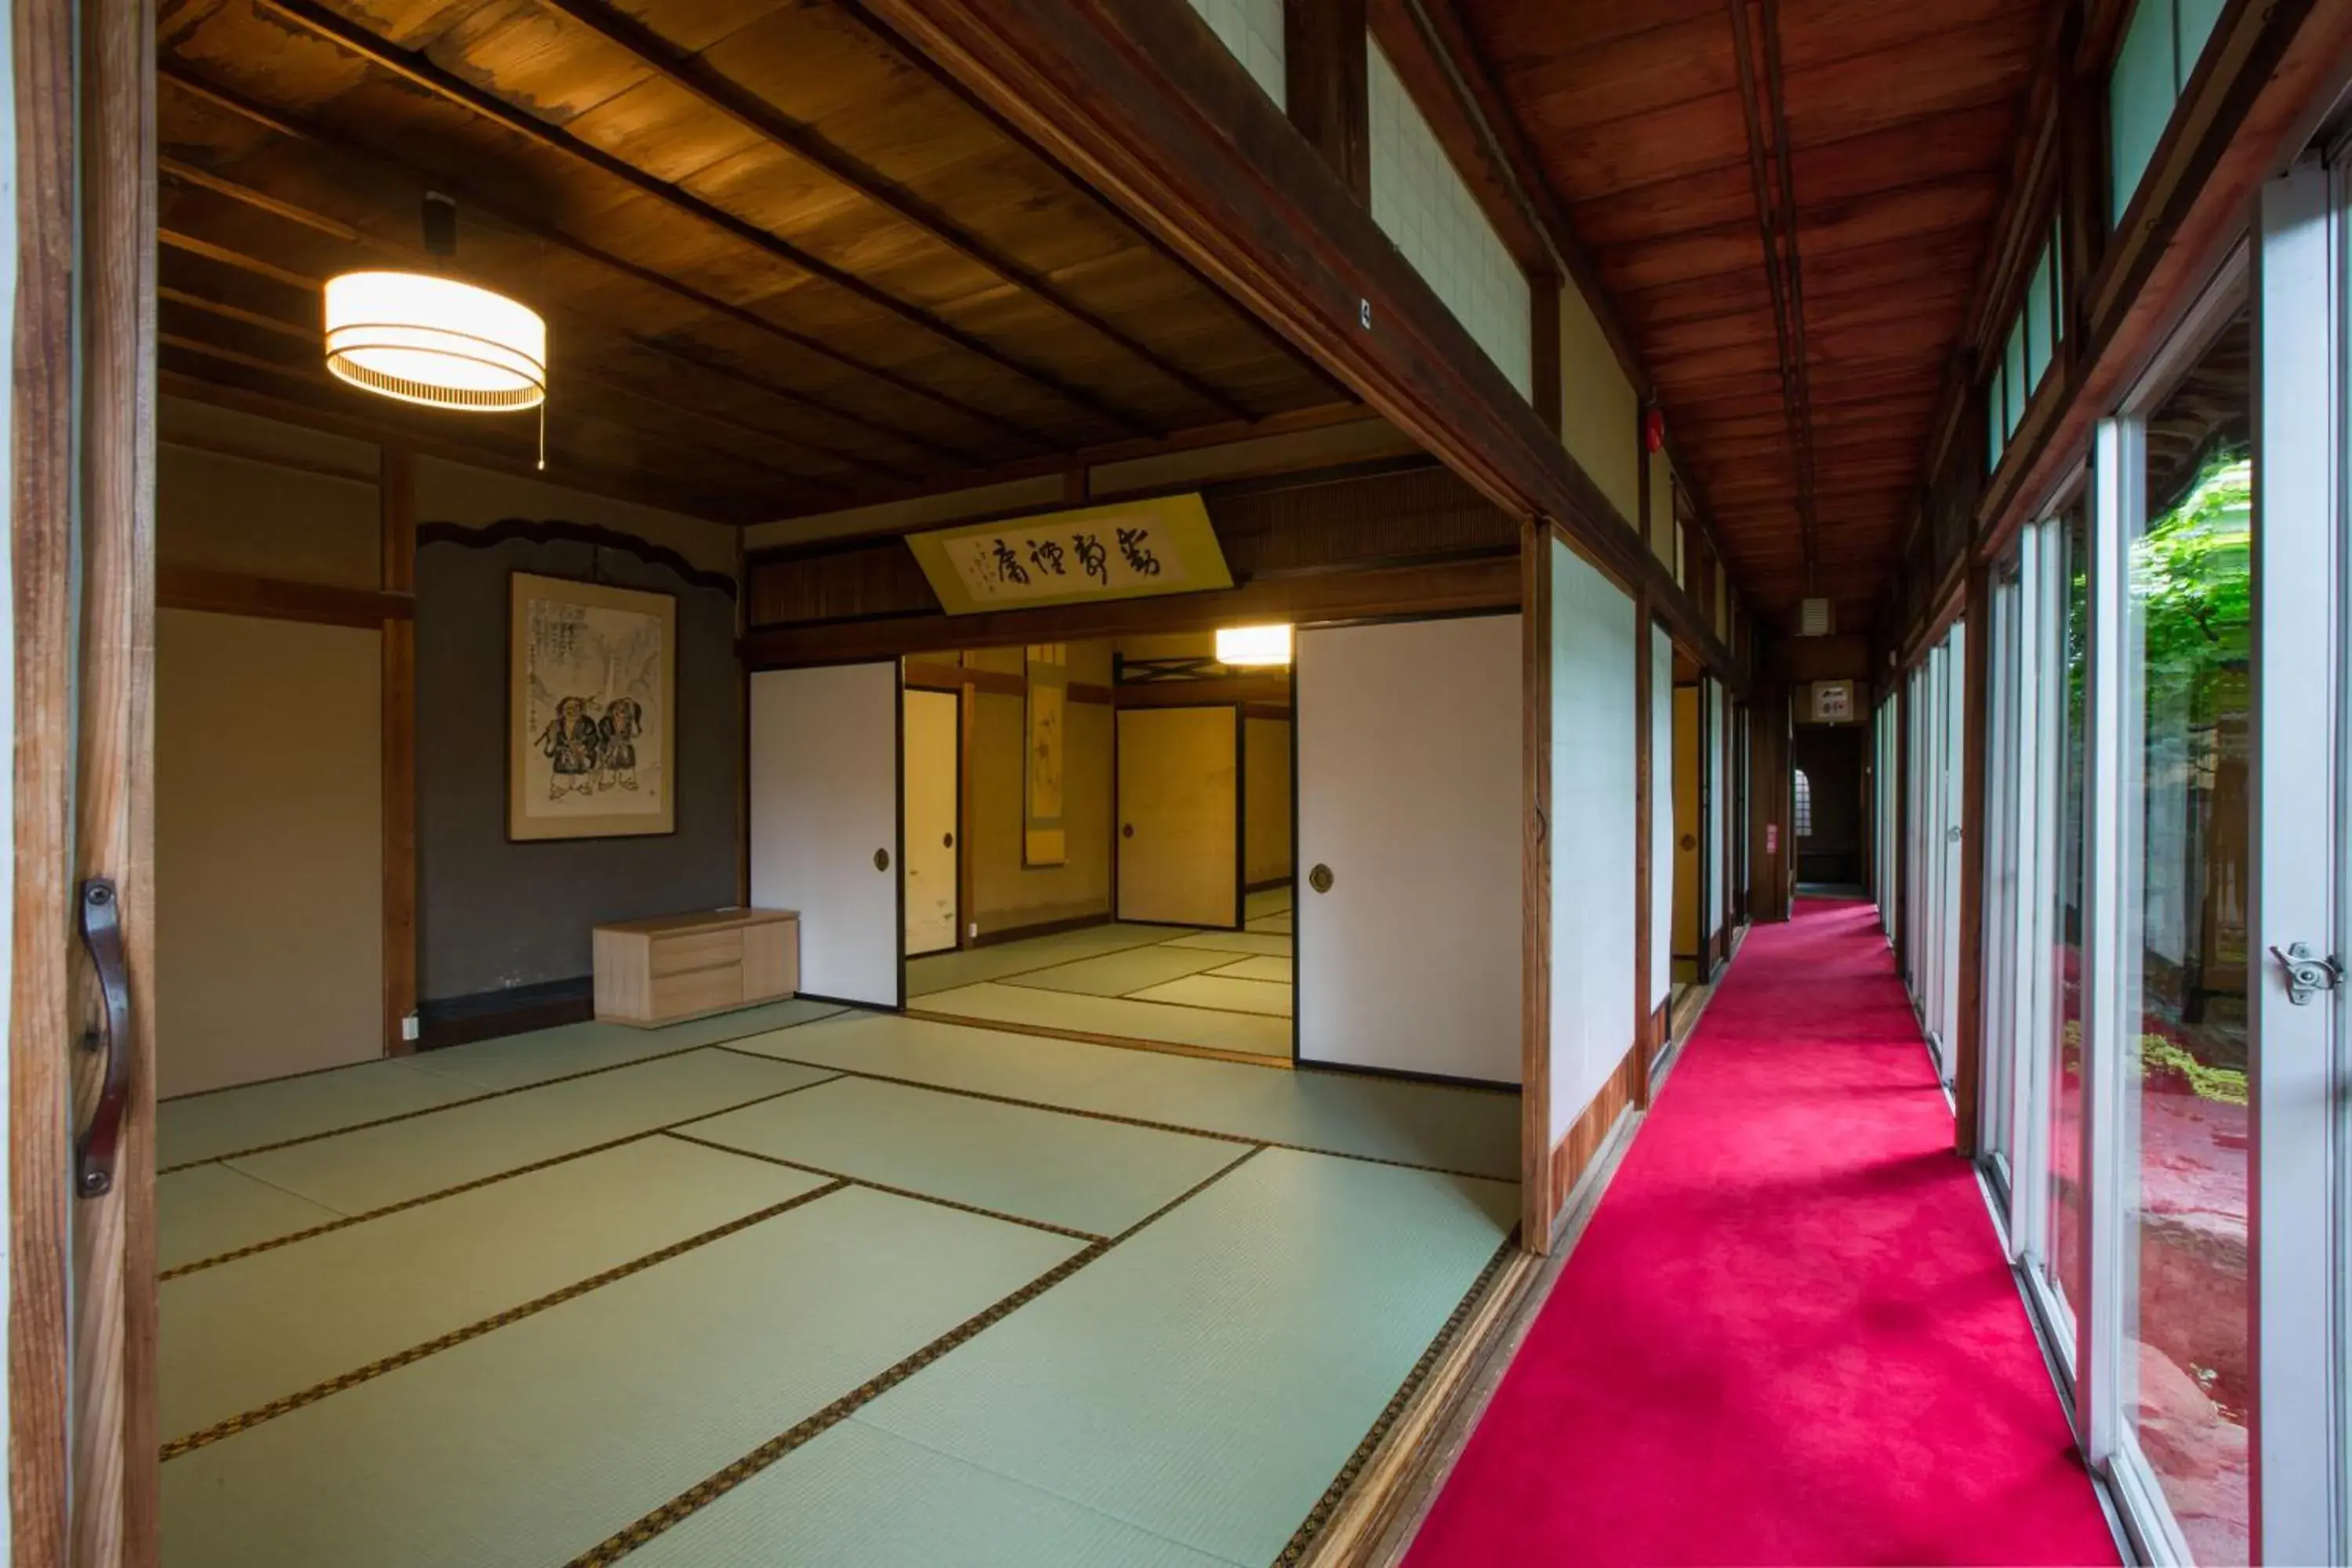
[1642,405,1667,453]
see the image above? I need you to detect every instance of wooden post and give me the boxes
[1519,519,1553,1248]
[1283,0,1368,202]
[381,446,418,1057]
[1631,587,1653,1103]
[1953,561,1993,1159]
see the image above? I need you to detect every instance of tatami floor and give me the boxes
[908,887,1297,1061]
[158,970,1517,1567]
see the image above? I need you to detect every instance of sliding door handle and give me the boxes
[76,878,129,1199]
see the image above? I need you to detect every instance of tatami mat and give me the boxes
[160,1062,485,1170]
[217,1050,833,1233]
[159,1163,344,1273]
[913,983,1294,1057]
[162,1138,829,1443]
[626,1418,1239,1568]
[158,1000,844,1169]
[731,1014,1518,1178]
[1246,914,1293,935]
[854,1149,1517,1566]
[680,1076,1250,1238]
[1165,931,1293,957]
[160,1187,1083,1568]
[1208,955,1293,985]
[1243,888,1293,920]
[1127,974,1294,1018]
[404,997,845,1091]
[907,925,1196,997]
[996,946,1236,998]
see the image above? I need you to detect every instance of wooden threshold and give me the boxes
[901,1007,1294,1070]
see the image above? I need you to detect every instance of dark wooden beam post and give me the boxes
[1284,0,1369,203]
[1520,519,1553,1248]
[1952,560,1993,1158]
[380,445,417,1057]
[1631,587,1654,1104]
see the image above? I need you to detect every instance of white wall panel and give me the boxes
[1709,681,1729,936]
[1184,0,1286,106]
[749,662,902,1007]
[1297,614,1521,1082]
[1368,40,1531,398]
[1549,542,1638,1142]
[1651,624,1675,1008]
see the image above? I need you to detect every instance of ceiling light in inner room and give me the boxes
[323,270,546,414]
[1217,624,1292,667]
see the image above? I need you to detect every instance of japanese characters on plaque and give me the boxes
[905,494,1232,615]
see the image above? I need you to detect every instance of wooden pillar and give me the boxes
[380,446,418,1057]
[1519,519,1553,1249]
[1531,275,1563,437]
[1631,588,1654,1103]
[1952,561,1993,1159]
[1283,0,1368,201]
[1749,666,1791,924]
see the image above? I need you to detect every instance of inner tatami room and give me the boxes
[158,997,1517,1566]
[909,889,1297,1062]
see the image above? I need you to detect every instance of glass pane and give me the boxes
[2111,0,2177,226]
[2006,319,2030,437]
[2047,501,2091,1327]
[2125,310,2251,1562]
[2176,0,2224,89]
[2027,241,2056,390]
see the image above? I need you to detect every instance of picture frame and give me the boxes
[507,570,677,841]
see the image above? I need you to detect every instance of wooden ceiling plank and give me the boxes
[532,0,1261,423]
[154,154,915,485]
[160,64,1029,462]
[245,0,1171,440]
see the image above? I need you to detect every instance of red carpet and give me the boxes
[1405,899,2117,1566]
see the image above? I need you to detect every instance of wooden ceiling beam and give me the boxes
[246,0,1168,441]
[161,67,1021,464]
[155,359,764,524]
[858,0,1746,683]
[531,0,1259,426]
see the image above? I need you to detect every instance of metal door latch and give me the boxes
[2270,942,2345,1006]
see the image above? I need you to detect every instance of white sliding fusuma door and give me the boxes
[1550,541,1637,1141]
[1296,614,1521,1082]
[750,662,902,1007]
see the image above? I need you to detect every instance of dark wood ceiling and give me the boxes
[1456,0,2049,632]
[155,0,1352,524]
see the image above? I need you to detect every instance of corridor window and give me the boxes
[1792,768,1813,839]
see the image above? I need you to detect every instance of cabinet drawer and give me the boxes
[649,961,744,1018]
[649,927,744,977]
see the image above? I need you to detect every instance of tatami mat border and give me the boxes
[901,1007,1296,1070]
[987,975,1295,1020]
[158,1007,848,1175]
[660,1131,1109,1243]
[159,1180,855,1461]
[562,1148,1267,1567]
[714,1044,1508,1182]
[1273,1235,1523,1567]
[158,1076,848,1281]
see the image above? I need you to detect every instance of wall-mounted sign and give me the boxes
[906,493,1231,615]
[1810,679,1855,723]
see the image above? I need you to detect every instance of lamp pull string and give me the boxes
[537,401,546,471]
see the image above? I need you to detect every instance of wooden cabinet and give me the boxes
[592,908,799,1027]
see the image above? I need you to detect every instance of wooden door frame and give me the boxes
[13,0,162,1560]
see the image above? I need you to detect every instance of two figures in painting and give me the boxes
[536,694,644,800]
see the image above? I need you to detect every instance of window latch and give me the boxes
[2270,942,2344,1007]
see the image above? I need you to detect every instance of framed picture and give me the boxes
[508,571,677,841]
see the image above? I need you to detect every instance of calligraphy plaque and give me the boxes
[904,494,1231,615]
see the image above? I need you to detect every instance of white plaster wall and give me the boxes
[1185,0,1286,106]
[1369,39,1531,399]
[1559,281,1639,526]
[1549,539,1637,1143]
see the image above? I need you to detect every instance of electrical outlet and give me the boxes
[401,1011,419,1044]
